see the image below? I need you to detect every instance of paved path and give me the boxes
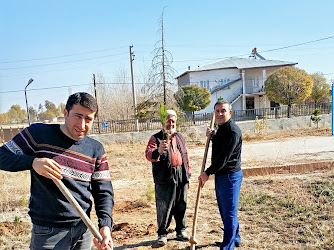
[242,136,334,168]
[190,135,334,169]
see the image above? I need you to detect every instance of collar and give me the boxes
[218,119,232,128]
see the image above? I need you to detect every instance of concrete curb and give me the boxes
[243,161,334,177]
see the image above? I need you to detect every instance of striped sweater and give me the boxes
[0,123,113,229]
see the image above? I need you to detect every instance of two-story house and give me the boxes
[176,48,297,114]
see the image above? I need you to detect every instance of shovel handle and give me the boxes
[190,112,215,249]
[55,180,112,250]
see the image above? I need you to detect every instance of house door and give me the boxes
[246,97,254,109]
[246,97,255,119]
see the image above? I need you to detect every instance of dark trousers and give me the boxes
[215,170,243,250]
[154,166,188,236]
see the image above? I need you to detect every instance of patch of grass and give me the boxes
[307,179,334,201]
[145,183,155,202]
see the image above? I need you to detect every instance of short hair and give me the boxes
[65,92,98,117]
[214,100,232,110]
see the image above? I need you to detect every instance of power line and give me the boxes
[0,52,128,70]
[0,84,90,94]
[260,36,334,53]
[0,82,152,94]
[0,47,129,64]
[2,35,333,76]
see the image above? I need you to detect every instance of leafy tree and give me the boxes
[7,105,26,123]
[0,113,9,123]
[39,100,58,121]
[57,103,65,115]
[28,106,38,122]
[38,103,43,114]
[39,110,55,121]
[134,100,156,120]
[45,100,58,114]
[264,67,313,117]
[174,85,211,123]
[310,73,331,106]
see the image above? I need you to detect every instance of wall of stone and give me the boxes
[91,114,332,145]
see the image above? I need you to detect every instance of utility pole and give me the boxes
[129,45,139,132]
[93,74,101,134]
[331,80,333,135]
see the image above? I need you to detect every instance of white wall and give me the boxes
[189,68,240,91]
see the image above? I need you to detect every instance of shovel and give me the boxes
[55,180,112,250]
[189,112,215,249]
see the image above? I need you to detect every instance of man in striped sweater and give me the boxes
[0,92,114,250]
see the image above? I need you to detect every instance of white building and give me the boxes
[176,49,297,114]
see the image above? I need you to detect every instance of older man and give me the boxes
[145,110,191,246]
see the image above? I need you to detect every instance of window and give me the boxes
[200,80,210,90]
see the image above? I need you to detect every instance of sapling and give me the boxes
[311,108,321,128]
[158,103,170,143]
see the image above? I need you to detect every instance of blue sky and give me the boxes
[1,0,333,113]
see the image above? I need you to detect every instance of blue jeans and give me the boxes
[215,170,243,250]
[29,222,92,250]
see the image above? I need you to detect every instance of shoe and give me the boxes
[157,235,167,246]
[176,231,190,241]
[235,242,241,247]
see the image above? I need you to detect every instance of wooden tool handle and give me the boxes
[190,112,215,249]
[55,180,112,250]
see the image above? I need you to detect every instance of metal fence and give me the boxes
[90,102,332,134]
[1,102,332,141]
[233,103,332,121]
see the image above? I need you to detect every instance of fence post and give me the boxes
[1,127,4,145]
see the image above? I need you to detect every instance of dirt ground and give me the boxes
[0,128,333,249]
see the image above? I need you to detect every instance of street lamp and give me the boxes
[25,78,33,126]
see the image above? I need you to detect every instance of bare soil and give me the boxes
[0,128,333,249]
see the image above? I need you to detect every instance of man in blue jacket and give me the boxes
[0,92,114,250]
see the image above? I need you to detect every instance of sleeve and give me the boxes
[205,132,239,176]
[0,132,36,172]
[145,135,166,162]
[186,149,191,175]
[91,149,114,229]
[179,133,191,175]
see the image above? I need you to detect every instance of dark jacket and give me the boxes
[145,130,191,184]
[205,119,242,176]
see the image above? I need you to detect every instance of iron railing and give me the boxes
[90,102,332,134]
[1,102,332,141]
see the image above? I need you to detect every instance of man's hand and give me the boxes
[157,139,168,154]
[93,226,113,250]
[198,172,209,188]
[206,127,215,137]
[32,158,62,182]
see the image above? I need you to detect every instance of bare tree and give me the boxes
[143,9,177,107]
[94,68,142,121]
